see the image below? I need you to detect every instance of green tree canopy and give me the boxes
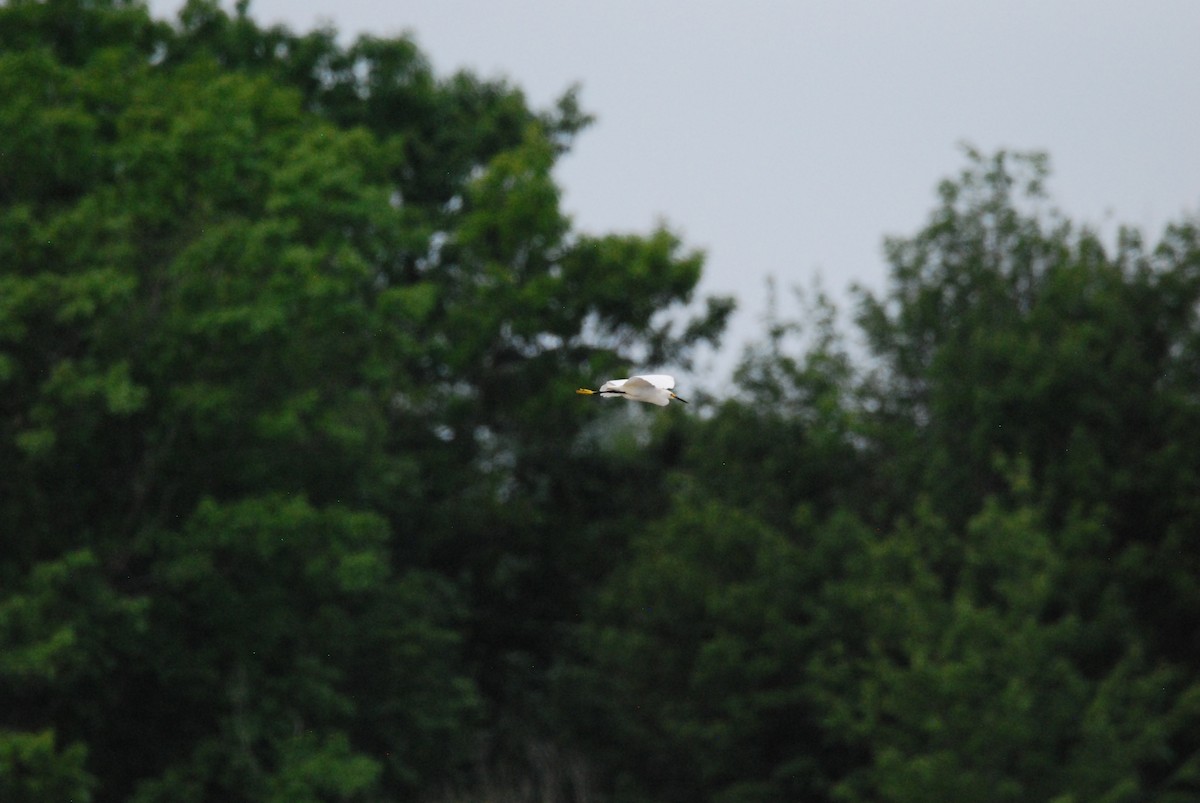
[559,150,1200,801]
[0,0,727,798]
[4,2,1200,801]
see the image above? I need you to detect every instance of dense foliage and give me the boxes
[2,2,1199,801]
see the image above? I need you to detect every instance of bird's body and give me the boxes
[576,374,688,407]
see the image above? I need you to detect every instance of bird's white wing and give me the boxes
[598,378,628,393]
[622,376,670,405]
[632,374,676,390]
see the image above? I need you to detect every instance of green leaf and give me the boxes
[0,730,94,803]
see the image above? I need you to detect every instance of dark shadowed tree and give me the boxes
[0,0,728,798]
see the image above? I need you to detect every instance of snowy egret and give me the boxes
[575,374,688,407]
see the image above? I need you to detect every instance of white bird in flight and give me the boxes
[576,374,688,407]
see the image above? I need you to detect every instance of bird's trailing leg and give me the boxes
[577,387,628,397]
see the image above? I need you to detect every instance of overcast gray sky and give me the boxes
[149,0,1200,380]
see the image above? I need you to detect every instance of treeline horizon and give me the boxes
[2,1,1199,801]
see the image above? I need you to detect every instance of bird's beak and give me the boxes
[671,392,689,404]
[576,388,596,396]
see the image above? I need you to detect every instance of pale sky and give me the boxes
[148,0,1200,382]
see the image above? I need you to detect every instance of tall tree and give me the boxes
[560,150,1200,801]
[0,0,728,798]
[855,149,1200,680]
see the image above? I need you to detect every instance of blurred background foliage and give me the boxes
[1,1,1198,801]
